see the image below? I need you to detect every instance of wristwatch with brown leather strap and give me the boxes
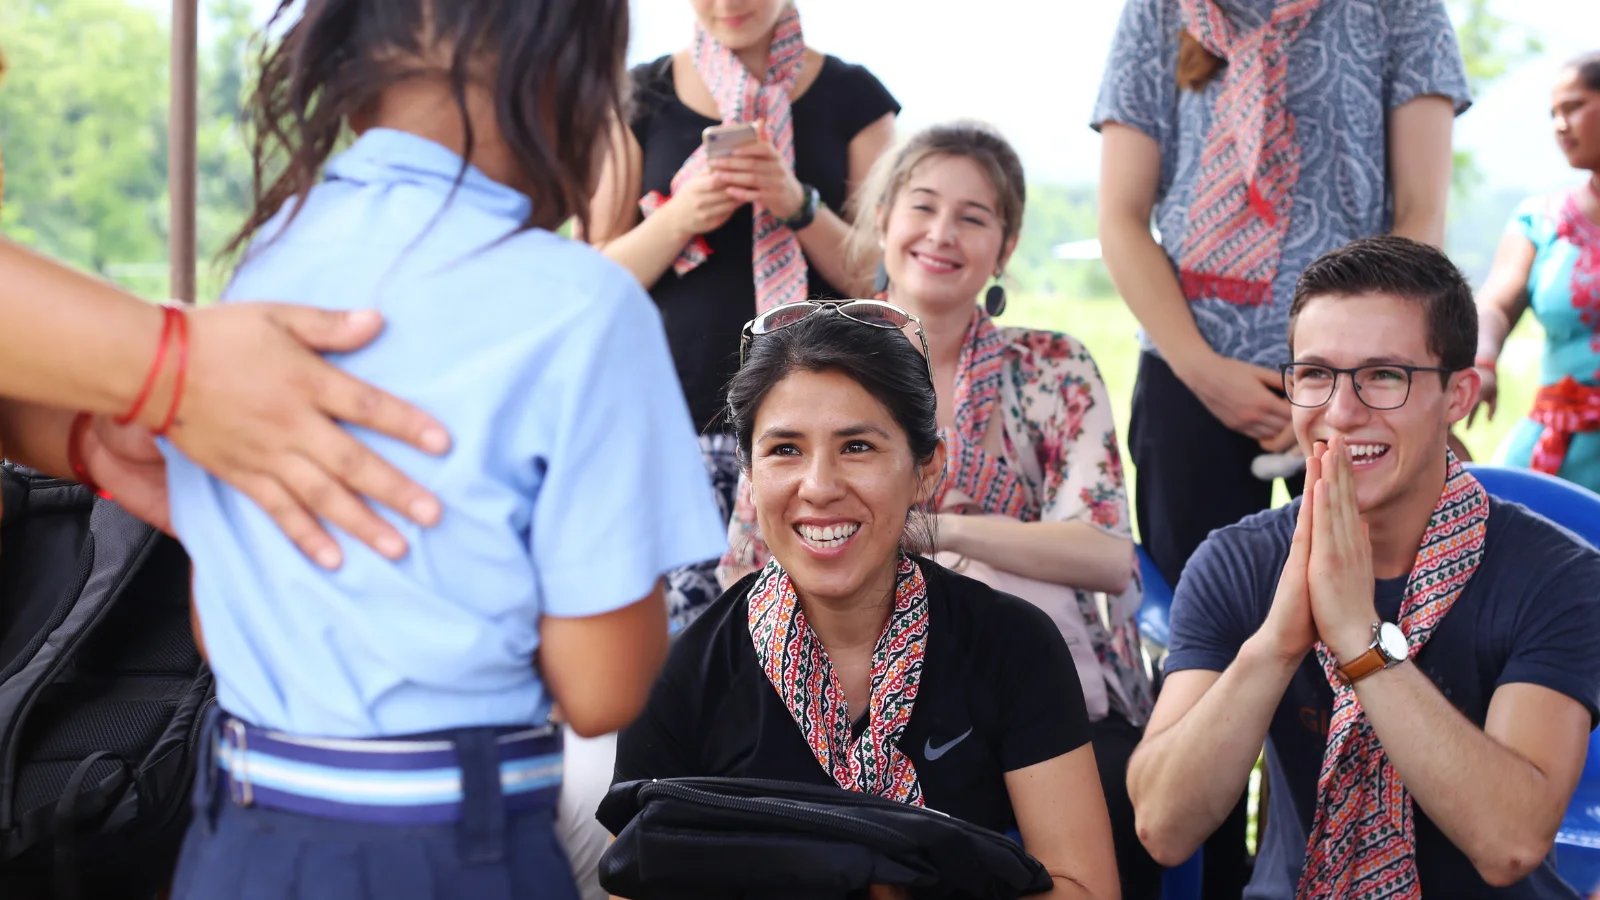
[1336,621,1410,685]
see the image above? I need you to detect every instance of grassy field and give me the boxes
[1001,291,1544,537]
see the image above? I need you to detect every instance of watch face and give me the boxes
[1377,622,1409,662]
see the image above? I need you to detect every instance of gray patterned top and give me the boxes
[1091,0,1471,367]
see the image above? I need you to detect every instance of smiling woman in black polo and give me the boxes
[612,305,1119,900]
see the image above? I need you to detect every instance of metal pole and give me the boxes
[168,0,198,304]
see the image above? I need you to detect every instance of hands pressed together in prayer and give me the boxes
[1260,434,1381,667]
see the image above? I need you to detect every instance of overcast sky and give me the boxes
[209,0,1600,192]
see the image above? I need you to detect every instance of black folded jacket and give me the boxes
[597,777,1053,900]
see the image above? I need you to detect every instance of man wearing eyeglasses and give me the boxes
[1127,235,1600,899]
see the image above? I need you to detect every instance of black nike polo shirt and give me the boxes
[611,556,1092,834]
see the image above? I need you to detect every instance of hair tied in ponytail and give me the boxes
[1177,29,1226,92]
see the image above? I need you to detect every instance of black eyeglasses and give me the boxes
[1280,363,1461,410]
[739,300,934,387]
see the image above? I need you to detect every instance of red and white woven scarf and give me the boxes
[639,5,808,314]
[1296,451,1489,899]
[932,308,1031,520]
[747,554,929,805]
[1176,0,1322,306]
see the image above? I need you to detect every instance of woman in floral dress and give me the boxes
[717,122,1160,899]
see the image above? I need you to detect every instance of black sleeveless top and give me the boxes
[629,54,900,433]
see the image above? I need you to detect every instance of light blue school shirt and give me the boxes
[160,128,727,738]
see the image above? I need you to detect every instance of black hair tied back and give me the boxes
[726,312,943,554]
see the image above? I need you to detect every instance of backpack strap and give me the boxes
[0,462,30,550]
[52,750,130,899]
[0,496,161,836]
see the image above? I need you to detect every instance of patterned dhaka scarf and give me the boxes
[932,308,1032,520]
[1296,450,1489,899]
[638,5,808,314]
[1176,0,1323,307]
[747,554,930,805]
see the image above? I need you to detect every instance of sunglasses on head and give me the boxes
[738,300,935,387]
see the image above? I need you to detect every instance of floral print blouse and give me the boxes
[719,308,1155,726]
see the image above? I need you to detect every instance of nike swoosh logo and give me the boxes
[924,728,973,761]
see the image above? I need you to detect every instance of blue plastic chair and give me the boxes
[1135,544,1203,900]
[1463,464,1600,895]
[1136,544,1174,654]
[1465,464,1600,546]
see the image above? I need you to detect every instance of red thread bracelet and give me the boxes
[115,306,181,427]
[1474,357,1497,374]
[154,306,190,437]
[67,412,113,501]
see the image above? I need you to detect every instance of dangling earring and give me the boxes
[984,273,1007,317]
[873,260,890,296]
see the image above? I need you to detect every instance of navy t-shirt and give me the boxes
[1167,497,1600,900]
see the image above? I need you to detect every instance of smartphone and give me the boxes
[702,122,758,159]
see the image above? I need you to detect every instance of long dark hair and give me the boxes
[227,0,629,257]
[1177,30,1225,91]
[1570,51,1600,92]
[727,311,942,551]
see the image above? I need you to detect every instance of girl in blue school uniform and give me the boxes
[161,2,726,898]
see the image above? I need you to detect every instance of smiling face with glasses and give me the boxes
[1287,292,1480,520]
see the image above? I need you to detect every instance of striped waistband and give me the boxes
[213,716,563,824]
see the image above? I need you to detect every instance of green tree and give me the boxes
[1009,185,1117,300]
[1446,0,1542,199]
[0,0,169,275]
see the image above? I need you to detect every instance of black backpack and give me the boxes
[0,462,213,899]
[597,777,1053,900]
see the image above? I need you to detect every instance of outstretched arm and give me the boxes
[0,240,452,567]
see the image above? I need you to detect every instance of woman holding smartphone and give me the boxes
[586,0,898,629]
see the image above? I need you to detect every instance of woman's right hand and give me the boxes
[1467,364,1499,427]
[664,172,743,239]
[1180,352,1292,442]
[163,302,451,569]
